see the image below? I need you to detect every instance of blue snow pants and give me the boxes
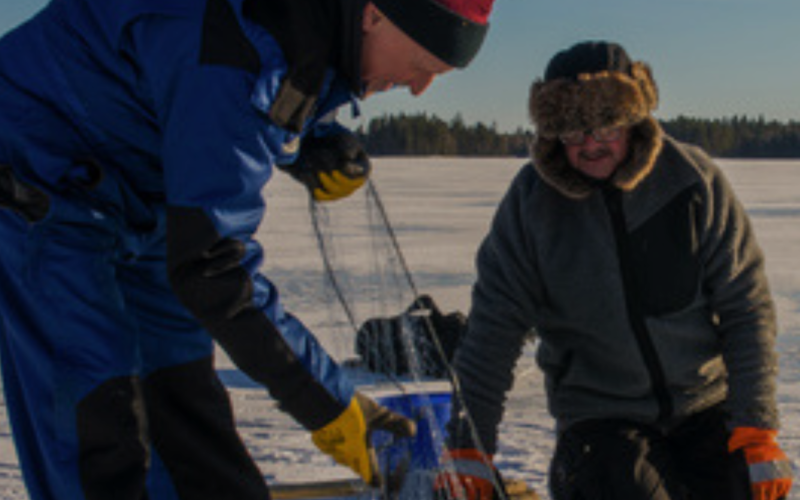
[0,166,270,500]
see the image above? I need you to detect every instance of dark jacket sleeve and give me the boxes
[694,151,780,430]
[447,165,541,453]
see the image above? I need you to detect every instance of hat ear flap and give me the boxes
[530,138,596,199]
[631,62,658,111]
[612,116,663,192]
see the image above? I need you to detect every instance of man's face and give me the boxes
[360,3,453,99]
[564,127,631,180]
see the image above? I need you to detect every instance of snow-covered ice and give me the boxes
[1,157,798,499]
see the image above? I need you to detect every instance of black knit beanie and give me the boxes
[370,0,495,68]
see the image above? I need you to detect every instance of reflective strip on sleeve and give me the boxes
[452,458,496,482]
[750,459,794,483]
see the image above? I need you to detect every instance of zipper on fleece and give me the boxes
[603,187,674,422]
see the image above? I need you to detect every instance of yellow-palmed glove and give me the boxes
[277,130,371,202]
[311,392,416,486]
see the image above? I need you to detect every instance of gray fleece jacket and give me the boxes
[448,135,779,454]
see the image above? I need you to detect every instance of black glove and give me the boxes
[278,131,371,202]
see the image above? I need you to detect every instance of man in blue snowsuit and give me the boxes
[0,0,495,498]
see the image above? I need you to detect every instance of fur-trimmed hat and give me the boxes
[528,41,664,199]
[372,0,494,68]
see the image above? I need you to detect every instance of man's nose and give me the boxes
[581,135,604,149]
[409,73,435,96]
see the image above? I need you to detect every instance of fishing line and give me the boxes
[309,178,508,500]
[309,195,408,397]
[309,197,360,333]
[364,179,508,500]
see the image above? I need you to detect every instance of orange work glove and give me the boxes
[433,449,501,500]
[729,427,793,500]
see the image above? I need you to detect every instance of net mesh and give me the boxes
[302,180,505,500]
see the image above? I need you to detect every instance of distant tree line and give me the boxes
[661,116,800,158]
[356,113,531,157]
[356,113,800,158]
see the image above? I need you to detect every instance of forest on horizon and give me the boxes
[355,113,800,159]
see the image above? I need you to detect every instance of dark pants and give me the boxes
[549,406,751,500]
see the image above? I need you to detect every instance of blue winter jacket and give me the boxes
[0,0,357,429]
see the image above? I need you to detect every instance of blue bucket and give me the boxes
[372,389,452,473]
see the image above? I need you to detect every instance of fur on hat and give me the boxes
[528,53,664,199]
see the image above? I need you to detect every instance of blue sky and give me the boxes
[3,0,799,132]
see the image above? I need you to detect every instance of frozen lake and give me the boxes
[1,157,799,499]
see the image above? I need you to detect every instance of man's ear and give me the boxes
[362,2,384,31]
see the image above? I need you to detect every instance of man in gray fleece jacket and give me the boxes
[433,41,793,500]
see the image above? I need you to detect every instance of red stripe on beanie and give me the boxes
[434,0,493,25]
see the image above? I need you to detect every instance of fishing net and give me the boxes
[301,180,508,500]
